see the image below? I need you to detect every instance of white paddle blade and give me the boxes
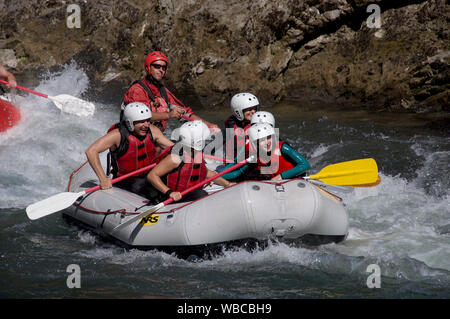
[26,190,86,220]
[111,202,165,234]
[49,94,95,116]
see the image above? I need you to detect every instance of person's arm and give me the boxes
[0,65,17,88]
[85,130,121,189]
[206,169,235,187]
[216,158,250,181]
[147,154,183,201]
[150,125,174,149]
[166,89,220,132]
[277,143,311,180]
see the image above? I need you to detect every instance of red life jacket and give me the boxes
[107,123,157,177]
[224,115,251,160]
[256,141,294,179]
[166,147,208,192]
[122,76,192,132]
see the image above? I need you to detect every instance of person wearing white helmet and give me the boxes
[147,120,234,203]
[217,123,310,181]
[223,92,259,160]
[250,111,275,127]
[85,102,174,199]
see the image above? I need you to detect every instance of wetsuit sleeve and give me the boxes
[279,143,311,179]
[216,159,249,180]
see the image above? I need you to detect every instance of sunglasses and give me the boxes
[151,63,167,71]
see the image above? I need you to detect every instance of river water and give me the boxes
[0,63,449,299]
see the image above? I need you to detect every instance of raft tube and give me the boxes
[62,156,349,257]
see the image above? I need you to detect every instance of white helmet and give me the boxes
[230,92,259,121]
[250,111,275,127]
[178,120,211,151]
[249,123,275,149]
[123,102,152,131]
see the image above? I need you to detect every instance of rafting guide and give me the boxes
[122,50,220,133]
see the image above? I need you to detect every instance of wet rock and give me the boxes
[0,49,17,68]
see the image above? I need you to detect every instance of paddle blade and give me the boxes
[49,94,95,116]
[111,202,165,234]
[349,175,382,187]
[309,158,378,186]
[26,191,86,220]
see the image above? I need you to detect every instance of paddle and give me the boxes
[304,158,378,186]
[0,80,95,116]
[111,156,253,233]
[349,175,381,187]
[306,180,353,193]
[26,163,157,220]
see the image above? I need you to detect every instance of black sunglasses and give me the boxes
[151,63,167,71]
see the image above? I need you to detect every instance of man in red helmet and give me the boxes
[123,51,220,133]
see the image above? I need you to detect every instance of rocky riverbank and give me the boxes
[0,0,448,115]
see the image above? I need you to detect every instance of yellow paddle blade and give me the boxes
[349,175,381,187]
[308,158,378,186]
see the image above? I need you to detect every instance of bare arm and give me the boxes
[206,169,234,187]
[150,125,174,149]
[85,130,121,189]
[147,154,181,197]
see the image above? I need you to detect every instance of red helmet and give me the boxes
[145,51,168,73]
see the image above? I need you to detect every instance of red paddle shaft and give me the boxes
[0,80,49,98]
[161,158,249,206]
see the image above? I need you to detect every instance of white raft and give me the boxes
[62,155,349,257]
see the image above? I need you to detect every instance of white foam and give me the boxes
[0,62,117,208]
[339,172,450,272]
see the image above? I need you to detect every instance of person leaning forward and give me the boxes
[122,50,220,133]
[85,102,174,200]
[147,120,234,203]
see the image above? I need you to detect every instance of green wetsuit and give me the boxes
[217,142,310,181]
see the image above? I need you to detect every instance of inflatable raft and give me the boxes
[0,96,21,132]
[62,155,349,257]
